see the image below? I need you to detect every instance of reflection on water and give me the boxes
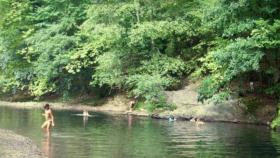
[83,116,88,129]
[0,106,280,158]
[128,114,133,129]
[42,130,53,158]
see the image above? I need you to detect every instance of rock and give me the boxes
[0,129,44,158]
[163,82,276,124]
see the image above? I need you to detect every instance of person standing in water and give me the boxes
[41,104,55,131]
[83,110,90,116]
[82,110,89,128]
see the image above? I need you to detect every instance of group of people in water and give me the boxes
[41,101,205,132]
[168,115,205,125]
[40,103,204,158]
[41,104,91,132]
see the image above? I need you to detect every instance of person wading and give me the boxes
[41,104,55,132]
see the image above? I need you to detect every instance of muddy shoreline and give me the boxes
[0,129,43,158]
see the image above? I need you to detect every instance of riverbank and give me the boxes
[0,99,273,126]
[0,129,43,158]
[0,82,276,126]
[0,95,146,114]
[0,95,150,117]
[160,82,275,126]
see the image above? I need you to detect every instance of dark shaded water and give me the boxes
[0,106,280,158]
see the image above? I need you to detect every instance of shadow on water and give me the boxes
[0,106,280,158]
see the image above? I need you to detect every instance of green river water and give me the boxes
[0,106,280,158]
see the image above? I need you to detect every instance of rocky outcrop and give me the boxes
[0,129,43,158]
[159,82,275,125]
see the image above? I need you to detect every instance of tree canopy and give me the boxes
[0,0,280,111]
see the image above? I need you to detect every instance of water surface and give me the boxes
[0,106,279,158]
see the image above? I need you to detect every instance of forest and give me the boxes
[0,0,280,124]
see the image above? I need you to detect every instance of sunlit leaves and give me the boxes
[128,20,195,48]
[92,51,124,88]
[67,24,124,74]
[2,0,280,114]
[139,54,186,78]
[125,74,171,108]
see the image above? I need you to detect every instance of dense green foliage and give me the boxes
[196,0,280,103]
[0,0,201,108]
[1,0,280,114]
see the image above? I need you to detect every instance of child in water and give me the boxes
[41,104,55,131]
[168,115,176,122]
[83,110,90,116]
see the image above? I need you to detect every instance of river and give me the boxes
[0,106,279,158]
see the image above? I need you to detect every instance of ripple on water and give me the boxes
[1,107,280,158]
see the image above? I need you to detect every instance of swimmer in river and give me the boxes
[190,118,196,122]
[195,118,205,126]
[168,115,176,122]
[82,110,90,128]
[41,104,55,132]
[190,117,205,125]
[83,110,90,117]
